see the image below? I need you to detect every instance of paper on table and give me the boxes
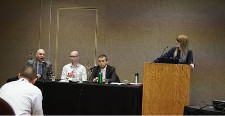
[129,83,142,85]
[58,80,69,82]
[110,82,125,85]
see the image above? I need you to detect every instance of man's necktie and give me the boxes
[38,63,42,75]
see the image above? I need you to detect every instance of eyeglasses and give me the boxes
[69,56,78,58]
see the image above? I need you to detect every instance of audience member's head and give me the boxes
[19,66,37,84]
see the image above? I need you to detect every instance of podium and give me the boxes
[142,63,190,115]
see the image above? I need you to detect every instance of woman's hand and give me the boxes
[190,64,195,70]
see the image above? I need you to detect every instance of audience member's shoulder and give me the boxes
[32,84,42,93]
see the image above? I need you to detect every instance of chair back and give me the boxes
[0,97,15,115]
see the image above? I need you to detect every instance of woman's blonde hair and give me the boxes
[174,35,189,62]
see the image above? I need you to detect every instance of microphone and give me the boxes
[90,66,97,72]
[42,61,47,70]
[42,61,47,67]
[153,46,169,63]
[161,46,168,56]
[42,60,46,64]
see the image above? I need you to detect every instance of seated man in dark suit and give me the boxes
[91,54,120,83]
[26,49,53,79]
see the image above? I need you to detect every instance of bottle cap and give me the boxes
[135,73,139,76]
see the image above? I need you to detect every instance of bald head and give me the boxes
[36,49,46,62]
[71,51,79,56]
[70,51,79,64]
[20,66,37,81]
[36,49,45,54]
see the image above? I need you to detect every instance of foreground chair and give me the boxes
[0,97,15,115]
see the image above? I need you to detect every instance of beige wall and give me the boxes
[0,0,225,105]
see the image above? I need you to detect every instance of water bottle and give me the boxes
[99,73,102,84]
[51,75,55,81]
[134,73,139,83]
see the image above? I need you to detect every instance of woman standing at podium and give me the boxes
[153,35,195,70]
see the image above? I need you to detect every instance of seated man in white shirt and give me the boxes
[61,51,87,81]
[0,66,43,115]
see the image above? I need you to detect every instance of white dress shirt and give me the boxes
[101,65,107,80]
[0,78,43,115]
[61,63,87,81]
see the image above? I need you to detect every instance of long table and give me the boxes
[184,105,225,115]
[35,79,142,115]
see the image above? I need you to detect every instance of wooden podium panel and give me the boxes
[142,63,190,115]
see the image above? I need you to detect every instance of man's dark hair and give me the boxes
[98,54,108,61]
[20,66,37,81]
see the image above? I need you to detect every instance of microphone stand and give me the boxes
[161,46,168,57]
[90,66,96,73]
[153,46,168,63]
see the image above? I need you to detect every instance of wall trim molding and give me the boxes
[55,7,98,77]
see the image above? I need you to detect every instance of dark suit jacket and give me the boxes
[26,59,53,79]
[90,65,120,83]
